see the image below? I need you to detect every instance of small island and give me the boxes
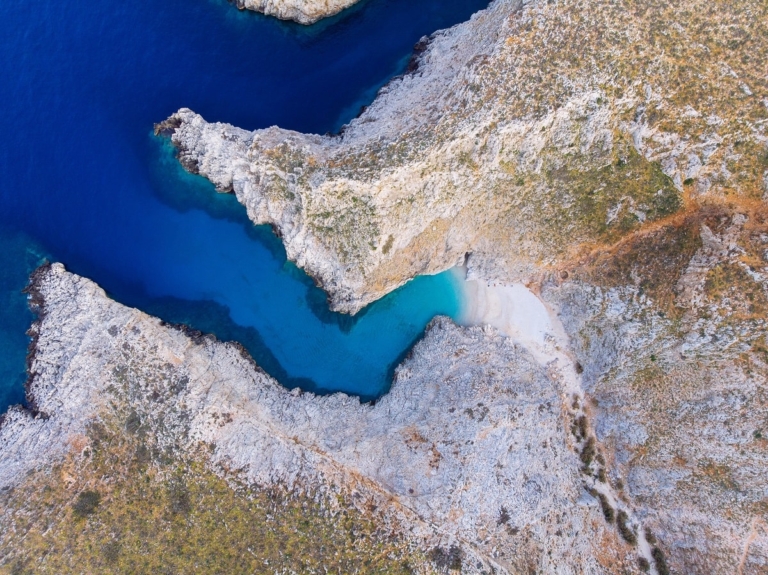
[232,0,361,24]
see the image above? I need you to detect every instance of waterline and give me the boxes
[0,0,491,411]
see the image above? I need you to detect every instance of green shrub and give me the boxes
[430,545,463,572]
[617,510,637,545]
[597,492,615,523]
[72,490,101,517]
[652,547,670,575]
[580,436,596,466]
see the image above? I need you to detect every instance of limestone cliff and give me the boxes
[159,0,767,313]
[149,0,768,572]
[3,0,768,573]
[2,264,634,574]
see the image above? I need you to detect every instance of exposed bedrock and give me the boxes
[5,207,768,572]
[231,0,359,24]
[159,0,767,313]
[147,0,768,571]
[4,0,765,572]
[542,206,768,574]
[2,264,636,574]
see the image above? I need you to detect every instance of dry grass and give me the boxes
[0,417,424,575]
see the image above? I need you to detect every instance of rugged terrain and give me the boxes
[159,0,767,313]
[229,0,359,24]
[2,0,768,573]
[2,264,638,574]
[155,0,768,571]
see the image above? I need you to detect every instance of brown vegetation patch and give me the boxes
[0,418,422,575]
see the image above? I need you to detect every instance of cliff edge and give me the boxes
[160,0,766,314]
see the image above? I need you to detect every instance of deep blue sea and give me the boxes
[0,0,490,409]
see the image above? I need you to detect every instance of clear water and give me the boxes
[0,0,488,408]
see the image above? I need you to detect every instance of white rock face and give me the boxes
[541,216,768,574]
[1,264,633,574]
[5,0,768,572]
[233,0,359,24]
[161,0,766,315]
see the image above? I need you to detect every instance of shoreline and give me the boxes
[453,268,573,375]
[456,270,551,347]
[454,270,661,569]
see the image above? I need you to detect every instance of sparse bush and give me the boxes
[124,411,141,434]
[168,480,191,516]
[637,556,650,572]
[72,490,101,517]
[430,545,463,573]
[617,510,637,545]
[101,541,121,564]
[571,414,588,440]
[587,487,615,523]
[597,492,615,523]
[596,452,605,465]
[381,234,394,255]
[652,547,670,575]
[498,506,510,525]
[576,415,588,439]
[580,436,596,467]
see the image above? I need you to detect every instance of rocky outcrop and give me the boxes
[230,0,359,24]
[541,207,768,574]
[145,0,768,571]
[1,264,643,573]
[4,0,768,573]
[6,223,768,572]
[160,0,767,313]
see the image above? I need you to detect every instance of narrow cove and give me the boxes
[0,0,491,409]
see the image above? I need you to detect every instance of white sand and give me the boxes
[459,280,553,348]
[455,269,657,567]
[454,267,581,396]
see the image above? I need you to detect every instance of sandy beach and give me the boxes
[454,267,581,397]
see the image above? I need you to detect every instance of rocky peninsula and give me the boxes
[159,0,767,311]
[3,0,768,573]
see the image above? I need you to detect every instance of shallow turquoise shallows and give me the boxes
[0,0,489,409]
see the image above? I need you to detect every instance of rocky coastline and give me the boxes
[1,264,632,573]
[3,0,768,572]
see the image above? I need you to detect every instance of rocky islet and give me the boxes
[231,0,361,24]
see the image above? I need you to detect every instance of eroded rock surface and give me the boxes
[1,264,638,573]
[541,207,768,574]
[231,0,359,24]
[3,0,768,573]
[159,0,767,313]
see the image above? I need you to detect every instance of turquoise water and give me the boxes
[0,231,49,410]
[0,0,486,408]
